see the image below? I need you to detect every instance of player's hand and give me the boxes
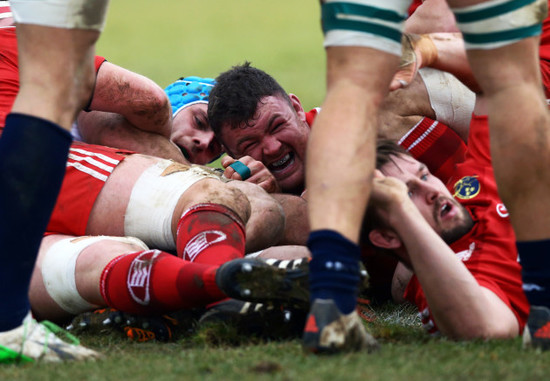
[389,33,437,91]
[370,170,411,222]
[221,155,282,193]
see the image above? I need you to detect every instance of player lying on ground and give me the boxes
[24,141,309,321]
[365,131,528,339]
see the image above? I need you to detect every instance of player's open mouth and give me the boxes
[440,201,453,218]
[268,152,294,172]
[180,146,191,161]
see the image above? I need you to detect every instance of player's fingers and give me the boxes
[228,160,252,180]
[221,155,236,168]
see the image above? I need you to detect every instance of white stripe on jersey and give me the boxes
[69,147,121,165]
[67,147,121,182]
[66,161,108,182]
[398,118,438,151]
[68,152,117,174]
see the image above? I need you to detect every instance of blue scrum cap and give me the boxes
[164,76,216,117]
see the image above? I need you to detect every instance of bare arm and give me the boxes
[370,174,519,339]
[377,76,431,141]
[387,33,477,142]
[76,61,186,162]
[391,33,479,94]
[89,61,172,137]
[76,111,186,162]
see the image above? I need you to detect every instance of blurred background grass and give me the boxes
[96,0,327,112]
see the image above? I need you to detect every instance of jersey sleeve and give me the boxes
[94,55,107,73]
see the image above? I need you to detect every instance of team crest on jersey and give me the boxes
[127,250,161,306]
[453,176,480,200]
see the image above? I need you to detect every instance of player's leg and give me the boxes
[448,0,550,239]
[86,155,288,265]
[0,0,108,363]
[11,0,108,130]
[447,0,550,348]
[304,0,410,353]
[30,235,312,341]
[29,235,227,320]
[225,180,287,251]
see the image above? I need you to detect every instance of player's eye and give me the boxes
[194,116,206,129]
[271,121,284,132]
[243,142,256,152]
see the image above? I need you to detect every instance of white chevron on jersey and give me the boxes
[67,146,120,182]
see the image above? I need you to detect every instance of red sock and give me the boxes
[176,203,246,266]
[99,250,226,315]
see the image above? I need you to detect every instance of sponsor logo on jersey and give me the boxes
[496,203,509,218]
[455,242,476,262]
[453,176,480,200]
[128,250,161,306]
[184,231,227,262]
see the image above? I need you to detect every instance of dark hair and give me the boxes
[374,139,410,171]
[360,139,412,241]
[208,62,291,140]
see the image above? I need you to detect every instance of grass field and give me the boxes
[3,1,550,379]
[95,0,326,112]
[3,303,550,380]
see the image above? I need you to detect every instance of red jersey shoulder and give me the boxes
[95,55,106,72]
[305,108,320,127]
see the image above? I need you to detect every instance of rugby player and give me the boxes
[0,0,108,363]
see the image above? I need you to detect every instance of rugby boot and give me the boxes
[199,298,307,339]
[302,299,379,354]
[523,305,550,350]
[215,257,309,308]
[0,313,100,364]
[68,308,175,342]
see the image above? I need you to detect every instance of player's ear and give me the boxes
[288,93,306,120]
[368,229,402,250]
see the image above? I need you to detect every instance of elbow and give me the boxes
[150,86,172,119]
[144,86,172,136]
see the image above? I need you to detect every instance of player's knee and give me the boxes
[452,0,547,50]
[190,179,252,224]
[245,190,285,247]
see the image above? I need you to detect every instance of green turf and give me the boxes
[2,303,550,380]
